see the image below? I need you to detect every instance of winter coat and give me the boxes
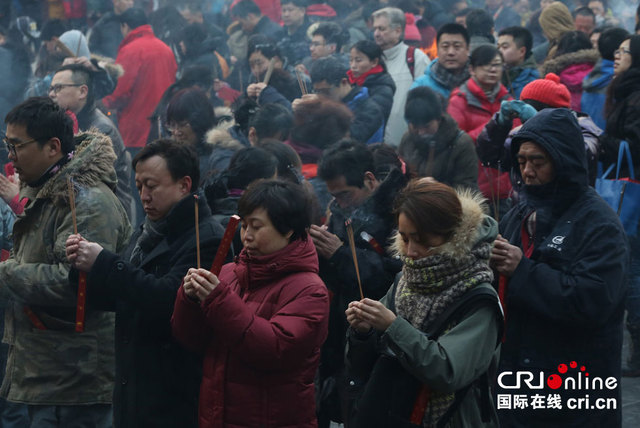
[88,10,123,59]
[277,17,311,66]
[360,71,396,124]
[202,127,248,185]
[179,37,223,80]
[599,69,640,178]
[411,59,461,100]
[581,58,614,129]
[345,191,502,428]
[503,56,540,99]
[0,132,132,404]
[382,42,429,146]
[103,25,177,148]
[171,237,330,428]
[398,114,479,190]
[76,104,134,223]
[541,49,600,112]
[82,194,224,428]
[344,86,385,144]
[498,108,627,427]
[448,79,512,200]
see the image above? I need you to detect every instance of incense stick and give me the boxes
[67,177,77,234]
[263,57,276,85]
[345,219,364,300]
[210,215,240,275]
[296,70,307,95]
[194,195,201,269]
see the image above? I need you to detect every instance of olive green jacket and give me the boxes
[0,131,132,404]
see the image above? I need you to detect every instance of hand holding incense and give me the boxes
[194,195,201,269]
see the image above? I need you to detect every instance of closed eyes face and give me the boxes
[240,208,292,256]
[397,213,447,260]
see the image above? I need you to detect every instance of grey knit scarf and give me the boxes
[431,59,470,91]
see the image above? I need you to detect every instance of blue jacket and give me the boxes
[497,109,627,427]
[581,59,614,129]
[411,59,452,99]
[503,59,539,100]
[344,87,385,144]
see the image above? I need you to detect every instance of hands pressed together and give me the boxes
[490,235,523,277]
[0,174,19,205]
[345,299,397,334]
[65,234,103,272]
[309,224,342,259]
[182,268,220,303]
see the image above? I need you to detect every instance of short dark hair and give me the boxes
[290,98,353,150]
[249,103,293,141]
[312,22,348,52]
[5,97,74,154]
[119,7,148,29]
[470,44,502,67]
[232,0,262,18]
[310,56,348,86]
[318,139,375,188]
[437,23,469,46]
[40,19,67,41]
[133,139,200,189]
[247,34,281,60]
[499,26,533,59]
[179,23,210,58]
[256,139,303,183]
[224,147,278,190]
[404,87,443,126]
[573,6,596,21]
[466,9,494,39]
[238,179,312,242]
[369,143,402,182]
[281,0,308,8]
[598,27,629,60]
[55,63,94,105]
[556,30,592,56]
[166,87,216,143]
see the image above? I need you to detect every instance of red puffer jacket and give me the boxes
[172,237,329,428]
[103,25,177,148]
[448,78,513,201]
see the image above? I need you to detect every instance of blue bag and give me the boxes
[596,141,640,237]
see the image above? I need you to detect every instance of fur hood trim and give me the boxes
[205,126,245,151]
[37,130,117,206]
[541,49,600,76]
[391,189,488,259]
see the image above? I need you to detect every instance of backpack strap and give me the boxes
[406,45,416,78]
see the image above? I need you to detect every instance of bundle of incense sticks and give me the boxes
[194,195,200,269]
[296,70,308,95]
[345,219,364,300]
[263,57,276,85]
[210,215,240,275]
[67,177,77,234]
[67,177,87,333]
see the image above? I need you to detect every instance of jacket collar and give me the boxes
[119,24,154,50]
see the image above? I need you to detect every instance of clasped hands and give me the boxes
[65,234,103,272]
[345,299,397,334]
[183,268,219,303]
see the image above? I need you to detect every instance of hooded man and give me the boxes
[492,108,628,427]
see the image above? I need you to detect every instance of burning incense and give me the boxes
[263,57,276,85]
[345,219,364,300]
[67,177,77,234]
[194,195,201,269]
[210,215,240,275]
[296,70,308,95]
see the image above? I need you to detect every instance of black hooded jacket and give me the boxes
[497,109,628,427]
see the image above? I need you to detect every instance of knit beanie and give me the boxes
[520,73,571,108]
[404,13,420,42]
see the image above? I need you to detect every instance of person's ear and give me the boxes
[46,137,62,158]
[178,176,193,194]
[284,230,294,240]
[364,171,378,189]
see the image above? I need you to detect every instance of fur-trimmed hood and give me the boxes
[541,49,600,76]
[33,131,117,206]
[392,189,498,259]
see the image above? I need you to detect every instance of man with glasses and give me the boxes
[0,97,131,427]
[49,63,135,225]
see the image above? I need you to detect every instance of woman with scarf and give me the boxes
[172,179,330,428]
[599,34,640,377]
[345,179,502,427]
[448,45,512,219]
[348,40,396,124]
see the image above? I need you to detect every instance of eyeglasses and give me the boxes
[481,62,504,71]
[614,48,631,57]
[48,83,82,94]
[3,137,39,157]
[166,121,190,136]
[310,41,326,48]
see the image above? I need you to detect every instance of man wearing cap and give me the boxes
[490,108,627,427]
[371,7,429,146]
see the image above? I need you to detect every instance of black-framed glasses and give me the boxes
[3,137,39,157]
[48,83,82,94]
[614,48,631,57]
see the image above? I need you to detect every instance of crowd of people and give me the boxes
[0,0,638,427]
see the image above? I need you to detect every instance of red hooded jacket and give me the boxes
[172,237,329,428]
[103,25,177,148]
[448,78,513,200]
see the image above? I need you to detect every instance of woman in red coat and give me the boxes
[172,179,330,428]
[448,45,512,218]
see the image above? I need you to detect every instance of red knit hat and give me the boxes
[519,73,571,108]
[404,13,420,42]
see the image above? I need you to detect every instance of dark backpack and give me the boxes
[406,45,416,78]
